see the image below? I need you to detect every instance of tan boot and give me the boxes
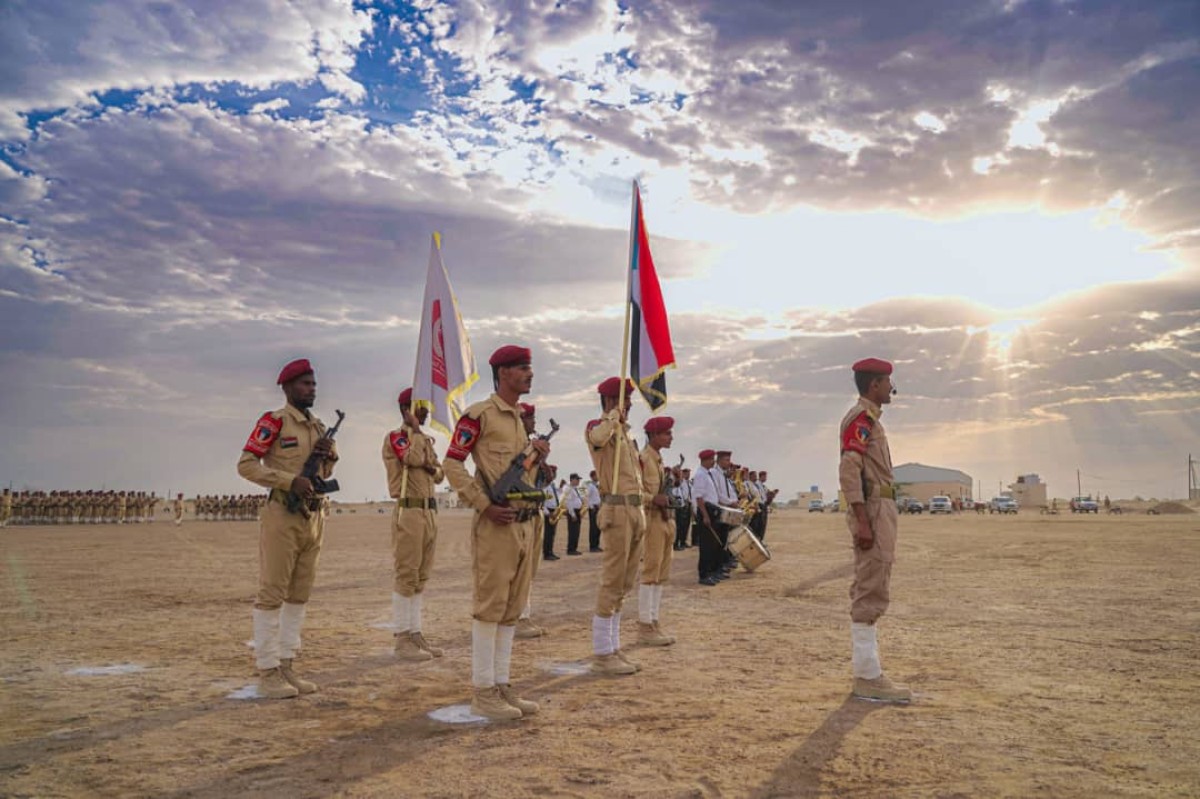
[470,686,523,721]
[394,632,434,662]
[852,674,912,703]
[514,618,544,639]
[653,621,676,645]
[410,632,443,658]
[591,652,637,676]
[278,658,317,694]
[637,622,673,647]
[615,649,641,672]
[258,667,299,699]
[497,684,539,715]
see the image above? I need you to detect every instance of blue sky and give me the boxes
[0,0,1197,500]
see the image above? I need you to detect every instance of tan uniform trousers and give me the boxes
[392,506,438,597]
[471,513,536,625]
[640,508,673,585]
[848,497,898,624]
[596,504,647,617]
[255,498,324,610]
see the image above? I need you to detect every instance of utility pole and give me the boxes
[1077,468,1082,499]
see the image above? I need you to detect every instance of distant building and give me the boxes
[1008,473,1047,509]
[794,489,824,506]
[893,463,973,503]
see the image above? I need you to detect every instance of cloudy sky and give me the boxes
[1,0,1197,502]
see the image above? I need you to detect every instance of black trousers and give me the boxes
[566,515,582,552]
[751,510,766,542]
[696,519,728,578]
[674,506,692,547]
[543,519,557,557]
[588,507,601,550]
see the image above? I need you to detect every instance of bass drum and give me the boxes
[726,524,770,571]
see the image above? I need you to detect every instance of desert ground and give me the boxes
[2,506,1198,798]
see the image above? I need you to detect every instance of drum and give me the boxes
[726,525,770,571]
[711,504,745,527]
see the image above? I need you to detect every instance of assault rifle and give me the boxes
[286,409,345,517]
[488,419,559,504]
[661,453,687,511]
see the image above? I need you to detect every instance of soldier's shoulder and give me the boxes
[586,418,602,431]
[463,400,491,419]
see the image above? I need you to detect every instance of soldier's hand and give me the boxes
[854,517,875,550]
[530,438,550,459]
[484,503,516,525]
[291,476,315,499]
[652,494,669,508]
[312,439,334,457]
[401,407,421,430]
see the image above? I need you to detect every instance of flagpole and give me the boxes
[612,180,639,495]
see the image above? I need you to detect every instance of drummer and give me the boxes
[715,450,739,575]
[692,449,723,586]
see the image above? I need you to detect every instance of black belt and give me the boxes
[397,498,437,510]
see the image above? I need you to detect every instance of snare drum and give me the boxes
[711,504,745,527]
[726,525,770,571]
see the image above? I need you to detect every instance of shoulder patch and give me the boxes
[244,412,282,457]
[446,416,482,462]
[389,429,410,460]
[840,411,873,455]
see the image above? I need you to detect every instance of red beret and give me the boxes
[698,449,716,460]
[519,402,535,417]
[276,358,313,385]
[644,416,674,434]
[489,345,532,368]
[397,388,413,406]
[597,376,635,397]
[852,357,893,375]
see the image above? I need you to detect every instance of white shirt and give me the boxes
[586,482,601,508]
[693,467,721,506]
[713,467,737,505]
[565,484,584,516]
[543,483,560,512]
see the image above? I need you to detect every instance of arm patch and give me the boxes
[841,411,872,455]
[446,416,482,462]
[389,430,410,460]
[243,413,282,457]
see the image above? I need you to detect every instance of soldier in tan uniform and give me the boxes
[637,415,676,647]
[587,376,647,676]
[383,387,445,661]
[237,358,338,700]
[839,357,911,703]
[515,402,546,639]
[173,493,185,526]
[444,345,546,721]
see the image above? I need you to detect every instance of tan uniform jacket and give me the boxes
[838,397,892,505]
[642,446,670,519]
[237,404,338,491]
[383,425,444,499]
[586,411,644,495]
[444,394,536,511]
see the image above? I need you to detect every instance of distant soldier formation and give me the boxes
[192,494,266,522]
[0,489,162,525]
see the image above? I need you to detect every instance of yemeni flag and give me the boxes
[412,233,478,435]
[627,181,676,410]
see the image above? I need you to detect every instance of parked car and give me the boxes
[807,499,824,513]
[989,497,1018,514]
[899,497,924,514]
[961,499,975,510]
[1070,496,1099,513]
[929,495,953,514]
[826,499,840,512]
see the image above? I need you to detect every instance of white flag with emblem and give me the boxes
[412,233,478,435]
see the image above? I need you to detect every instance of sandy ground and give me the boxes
[2,508,1199,798]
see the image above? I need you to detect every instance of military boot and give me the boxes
[279,658,318,694]
[394,632,434,662]
[410,632,443,658]
[497,684,539,715]
[470,686,523,721]
[653,621,676,645]
[852,674,912,703]
[637,621,673,647]
[615,649,642,672]
[514,618,544,639]
[591,652,637,676]
[258,667,300,699]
